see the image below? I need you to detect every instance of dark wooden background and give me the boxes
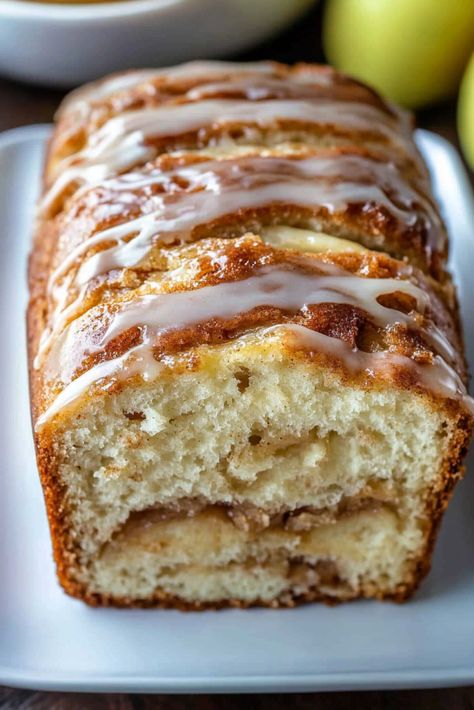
[1,2,472,707]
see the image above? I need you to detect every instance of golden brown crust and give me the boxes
[50,62,406,173]
[27,60,473,609]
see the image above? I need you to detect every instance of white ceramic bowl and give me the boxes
[0,0,315,87]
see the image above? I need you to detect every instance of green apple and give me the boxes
[458,53,474,170]
[323,0,474,109]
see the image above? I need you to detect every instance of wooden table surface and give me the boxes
[0,3,472,707]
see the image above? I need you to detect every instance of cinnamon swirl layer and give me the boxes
[92,500,399,604]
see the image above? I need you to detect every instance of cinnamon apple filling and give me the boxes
[113,495,390,542]
[92,498,401,603]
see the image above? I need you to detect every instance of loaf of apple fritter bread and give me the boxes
[28,61,473,608]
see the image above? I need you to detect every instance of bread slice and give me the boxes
[28,61,473,608]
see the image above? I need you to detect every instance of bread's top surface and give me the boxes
[39,62,445,273]
[28,61,473,430]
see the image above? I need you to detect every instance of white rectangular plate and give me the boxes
[1,125,473,693]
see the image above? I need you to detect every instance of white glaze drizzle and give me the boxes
[45,153,441,292]
[59,61,282,116]
[69,182,414,286]
[36,234,450,372]
[89,264,454,367]
[283,324,473,410]
[97,267,427,346]
[44,96,411,211]
[36,340,161,429]
[36,315,473,431]
[35,150,444,368]
[185,77,351,102]
[35,262,470,429]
